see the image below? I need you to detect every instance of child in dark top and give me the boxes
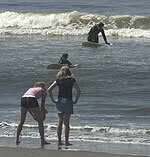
[48,66,81,146]
[58,53,72,67]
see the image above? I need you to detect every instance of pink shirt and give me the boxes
[23,87,43,99]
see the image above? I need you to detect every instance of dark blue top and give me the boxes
[56,77,76,100]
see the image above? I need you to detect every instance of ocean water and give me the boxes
[0,0,150,156]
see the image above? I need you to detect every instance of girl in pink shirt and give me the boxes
[16,81,50,146]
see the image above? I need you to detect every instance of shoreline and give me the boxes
[0,146,148,157]
[0,137,150,157]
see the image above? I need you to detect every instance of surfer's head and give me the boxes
[98,22,104,28]
[62,53,68,59]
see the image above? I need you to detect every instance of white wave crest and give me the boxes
[0,11,149,38]
[107,28,150,38]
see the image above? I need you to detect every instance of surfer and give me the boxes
[58,53,72,67]
[87,22,110,45]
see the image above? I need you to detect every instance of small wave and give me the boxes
[132,108,150,114]
[0,122,150,145]
[71,125,111,133]
[1,122,149,135]
[0,11,149,38]
[0,122,17,128]
[2,121,150,142]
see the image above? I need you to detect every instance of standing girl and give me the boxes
[48,66,81,146]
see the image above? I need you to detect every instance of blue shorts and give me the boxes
[56,98,73,114]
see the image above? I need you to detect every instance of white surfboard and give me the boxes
[47,63,78,69]
[82,41,104,47]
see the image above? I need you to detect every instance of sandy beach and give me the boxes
[0,147,148,157]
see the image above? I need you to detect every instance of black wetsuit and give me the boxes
[58,57,72,67]
[87,24,107,43]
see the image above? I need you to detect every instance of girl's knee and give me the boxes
[64,120,69,127]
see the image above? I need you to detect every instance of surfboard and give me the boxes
[47,63,79,69]
[82,41,104,47]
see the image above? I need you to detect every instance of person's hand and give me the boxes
[40,108,48,114]
[72,100,78,104]
[42,108,48,115]
[54,99,58,103]
[72,101,76,104]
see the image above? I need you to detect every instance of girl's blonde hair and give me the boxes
[57,66,72,78]
[33,81,47,94]
[33,81,46,90]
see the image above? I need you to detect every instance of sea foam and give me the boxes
[0,11,149,38]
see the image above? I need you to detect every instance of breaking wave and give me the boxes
[0,11,149,38]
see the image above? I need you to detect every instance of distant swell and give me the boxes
[0,11,149,38]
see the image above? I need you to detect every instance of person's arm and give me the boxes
[58,58,62,64]
[72,82,81,104]
[101,29,110,45]
[47,81,57,103]
[66,60,72,66]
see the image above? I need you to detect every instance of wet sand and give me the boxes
[0,147,147,157]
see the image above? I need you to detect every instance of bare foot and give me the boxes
[58,141,65,146]
[16,140,20,145]
[65,142,72,146]
[41,140,50,146]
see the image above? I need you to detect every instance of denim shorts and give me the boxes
[56,98,73,114]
